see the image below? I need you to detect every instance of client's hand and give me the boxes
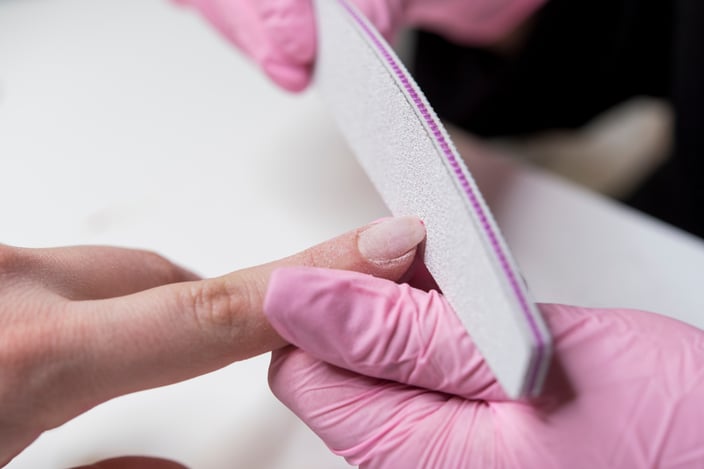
[266,267,704,468]
[0,217,425,466]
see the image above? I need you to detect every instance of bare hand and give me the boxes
[0,217,425,465]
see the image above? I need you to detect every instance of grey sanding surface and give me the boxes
[314,0,552,397]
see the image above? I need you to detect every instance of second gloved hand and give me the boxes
[265,267,704,468]
[174,0,545,91]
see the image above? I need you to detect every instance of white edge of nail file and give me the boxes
[313,0,552,397]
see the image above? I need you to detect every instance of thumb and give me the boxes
[264,267,506,401]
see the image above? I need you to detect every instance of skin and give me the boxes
[0,219,422,466]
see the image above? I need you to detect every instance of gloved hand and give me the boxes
[265,267,704,468]
[174,0,545,91]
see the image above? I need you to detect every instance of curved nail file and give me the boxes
[313,0,552,397]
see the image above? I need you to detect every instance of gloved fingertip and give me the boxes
[264,267,377,349]
[262,61,312,92]
[263,268,296,335]
[268,346,305,390]
[258,0,317,63]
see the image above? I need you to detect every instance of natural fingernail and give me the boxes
[358,216,426,263]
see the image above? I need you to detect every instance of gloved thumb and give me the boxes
[264,267,507,401]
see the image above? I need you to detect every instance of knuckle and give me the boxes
[184,277,257,337]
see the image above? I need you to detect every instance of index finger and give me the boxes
[58,217,425,407]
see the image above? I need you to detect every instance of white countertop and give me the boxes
[1,0,702,467]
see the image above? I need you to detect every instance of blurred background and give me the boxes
[410,0,703,239]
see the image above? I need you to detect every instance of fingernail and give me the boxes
[358,216,426,263]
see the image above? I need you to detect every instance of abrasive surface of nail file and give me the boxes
[313,0,552,397]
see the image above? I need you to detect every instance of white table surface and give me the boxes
[1,0,702,467]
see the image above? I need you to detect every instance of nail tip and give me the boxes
[358,217,426,262]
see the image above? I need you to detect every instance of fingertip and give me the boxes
[263,267,405,369]
[262,61,312,92]
[263,267,324,342]
[258,0,317,64]
[268,346,311,389]
[263,267,387,353]
[267,346,292,390]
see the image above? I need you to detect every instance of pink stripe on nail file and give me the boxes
[314,0,552,397]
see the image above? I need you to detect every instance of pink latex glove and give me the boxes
[174,0,545,91]
[265,267,704,468]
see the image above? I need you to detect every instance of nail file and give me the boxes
[313,0,552,397]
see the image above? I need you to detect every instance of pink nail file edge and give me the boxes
[313,0,552,397]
